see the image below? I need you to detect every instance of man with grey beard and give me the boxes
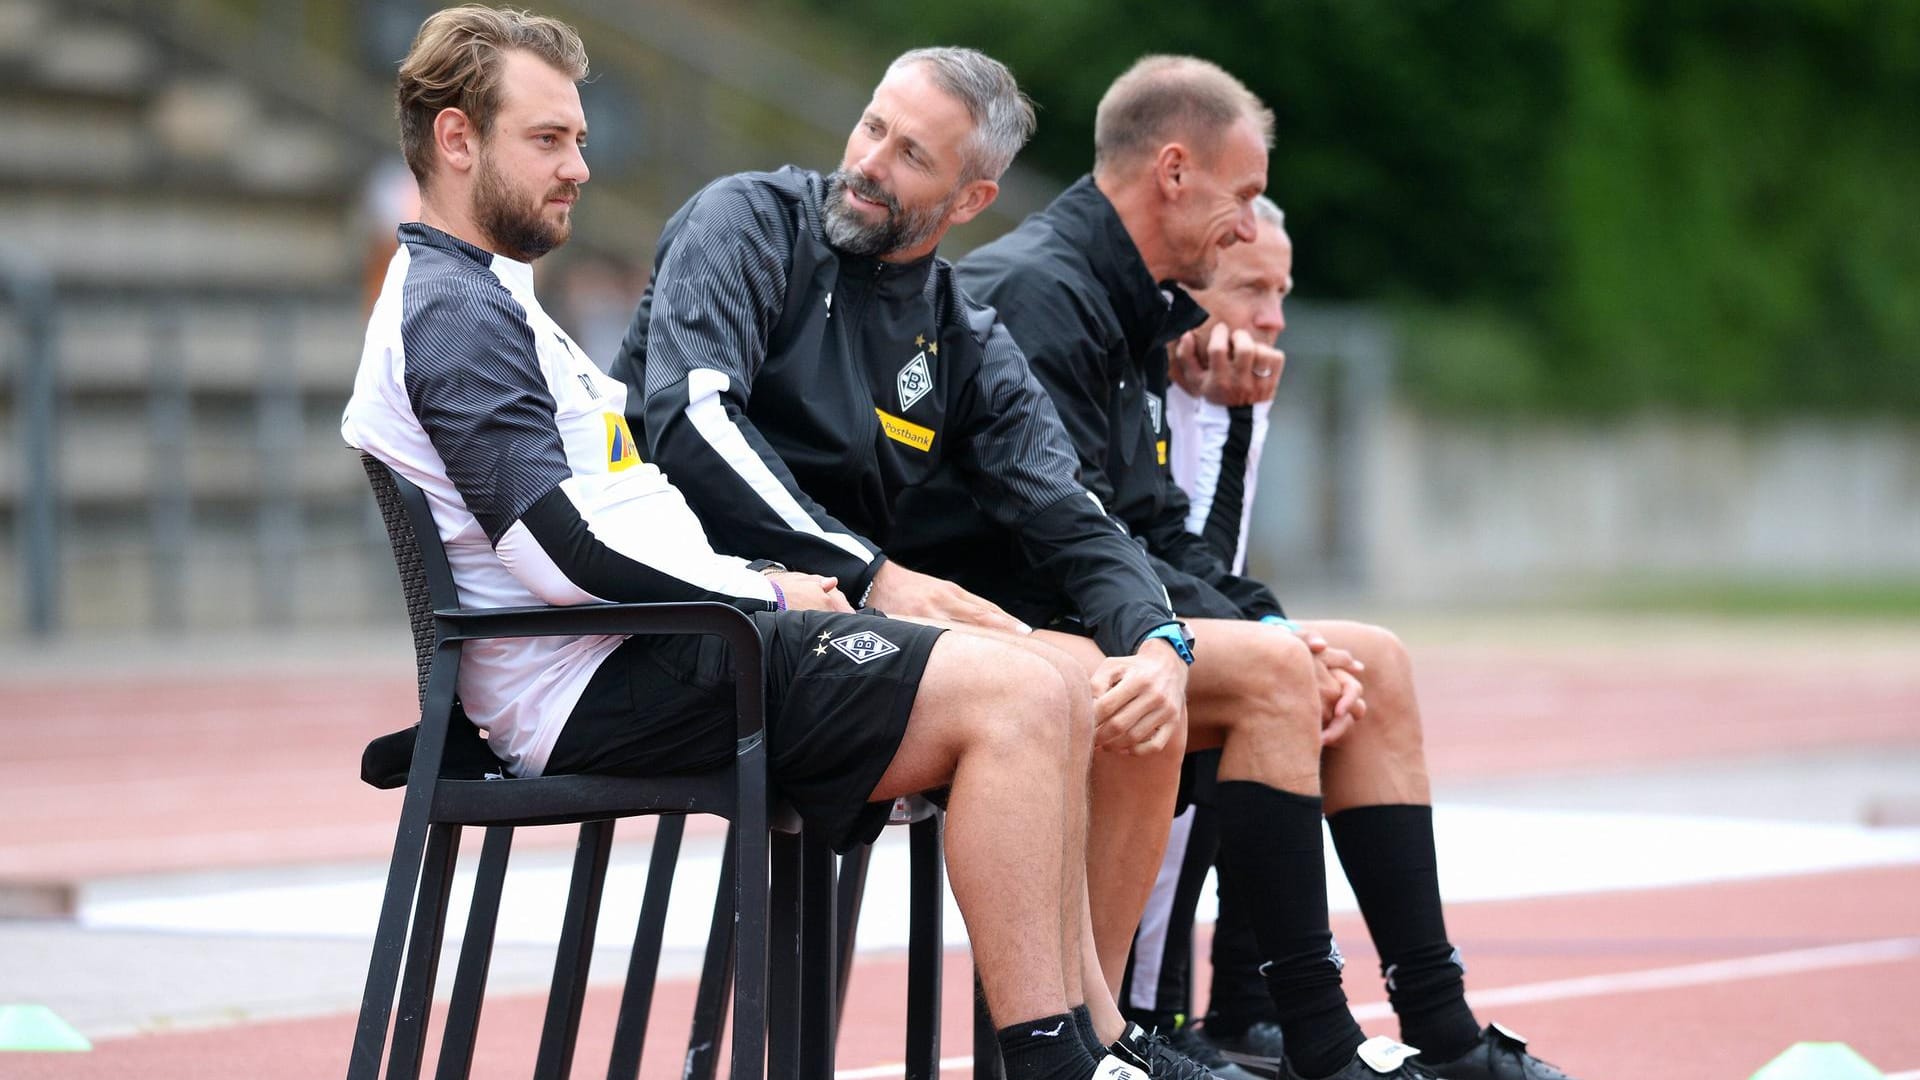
[613,46,1235,1080]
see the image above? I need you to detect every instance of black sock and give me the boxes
[1328,804,1479,1061]
[1071,1004,1107,1061]
[998,1012,1099,1079]
[1215,781,1364,1078]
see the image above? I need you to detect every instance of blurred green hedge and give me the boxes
[781,0,1920,415]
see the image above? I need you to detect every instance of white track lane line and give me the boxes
[1350,935,1920,1021]
[831,938,1920,1079]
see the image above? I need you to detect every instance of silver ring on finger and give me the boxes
[1254,367,1273,377]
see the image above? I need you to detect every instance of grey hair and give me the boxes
[886,46,1037,181]
[1253,195,1286,232]
[1093,55,1273,176]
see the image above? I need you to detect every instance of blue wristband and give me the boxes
[768,579,787,612]
[1260,615,1301,633]
[1141,622,1195,665]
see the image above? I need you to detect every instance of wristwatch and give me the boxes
[1140,621,1196,665]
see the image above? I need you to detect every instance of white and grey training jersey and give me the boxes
[343,223,778,777]
[1166,385,1272,575]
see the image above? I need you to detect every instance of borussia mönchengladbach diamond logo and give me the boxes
[829,629,900,664]
[897,351,932,411]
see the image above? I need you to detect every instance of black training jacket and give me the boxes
[610,167,1175,657]
[957,176,1285,623]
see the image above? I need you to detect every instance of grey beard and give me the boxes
[822,169,950,258]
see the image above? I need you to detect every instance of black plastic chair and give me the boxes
[350,452,822,1080]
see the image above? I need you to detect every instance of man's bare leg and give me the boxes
[1178,620,1324,788]
[892,622,1101,1019]
[1029,630,1185,1031]
[1303,619,1431,813]
[868,631,1085,1027]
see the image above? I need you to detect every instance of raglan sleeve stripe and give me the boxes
[505,482,778,610]
[638,179,885,595]
[402,269,776,612]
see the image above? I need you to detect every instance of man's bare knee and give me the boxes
[966,647,1075,765]
[1250,628,1321,734]
[1204,625,1322,788]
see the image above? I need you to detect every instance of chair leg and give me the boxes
[434,826,514,1080]
[605,815,687,1080]
[349,797,449,1079]
[686,825,737,1080]
[831,843,873,1042]
[905,814,944,1080]
[974,966,1004,1080]
[389,823,462,1080]
[798,831,839,1077]
[766,830,803,1079]
[533,819,617,1080]
[732,777,771,1080]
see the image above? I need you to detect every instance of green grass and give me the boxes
[1574,578,1920,618]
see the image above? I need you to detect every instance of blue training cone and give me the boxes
[0,1004,91,1052]
[1750,1042,1882,1080]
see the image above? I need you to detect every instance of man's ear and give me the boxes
[1154,142,1191,203]
[945,177,1001,227]
[432,107,479,176]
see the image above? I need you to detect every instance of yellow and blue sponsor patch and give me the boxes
[605,412,641,471]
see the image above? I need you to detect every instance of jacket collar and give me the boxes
[831,245,937,301]
[398,221,536,293]
[807,169,940,301]
[1045,176,1207,363]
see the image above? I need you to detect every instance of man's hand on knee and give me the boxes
[1088,645,1188,755]
[867,561,1031,634]
[1311,649,1366,746]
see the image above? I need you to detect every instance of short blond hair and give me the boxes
[395,5,588,185]
[1093,55,1273,176]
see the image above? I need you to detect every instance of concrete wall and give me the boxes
[1251,394,1920,604]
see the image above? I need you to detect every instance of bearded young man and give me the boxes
[959,59,1577,1080]
[342,12,1134,1079]
[613,47,1248,1080]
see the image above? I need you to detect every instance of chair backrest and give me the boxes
[360,452,462,706]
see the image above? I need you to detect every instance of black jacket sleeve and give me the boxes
[953,315,1176,655]
[1140,488,1284,620]
[621,176,887,597]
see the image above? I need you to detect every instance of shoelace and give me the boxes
[1138,1028,1220,1080]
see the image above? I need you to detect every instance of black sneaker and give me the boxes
[1205,1019,1285,1078]
[1281,1036,1437,1080]
[1421,1024,1574,1080]
[1110,1022,1221,1080]
[1164,1024,1266,1080]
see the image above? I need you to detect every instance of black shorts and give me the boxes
[547,610,944,852]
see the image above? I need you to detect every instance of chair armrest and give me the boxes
[434,601,766,745]
[436,600,758,650]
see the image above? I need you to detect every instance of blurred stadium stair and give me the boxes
[0,0,388,635]
[0,0,1049,639]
